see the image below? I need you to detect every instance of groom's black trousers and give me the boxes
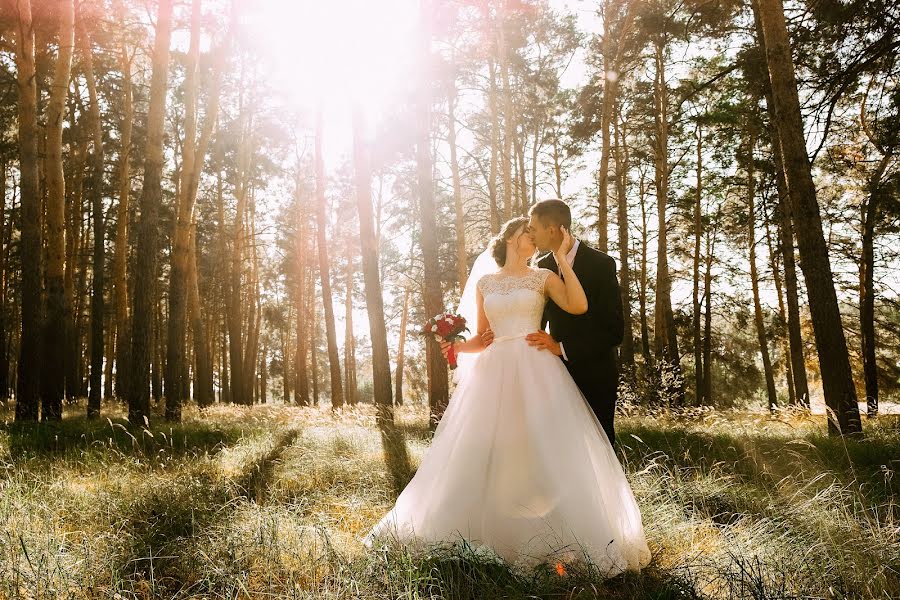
[563,347,618,446]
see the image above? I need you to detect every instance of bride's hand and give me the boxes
[554,226,573,260]
[480,329,494,348]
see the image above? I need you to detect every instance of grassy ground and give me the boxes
[0,401,896,599]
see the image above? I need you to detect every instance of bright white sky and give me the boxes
[242,0,599,163]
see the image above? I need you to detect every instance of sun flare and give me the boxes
[244,0,418,127]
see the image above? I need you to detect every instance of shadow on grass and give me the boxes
[379,418,415,495]
[0,414,247,464]
[365,541,700,600]
[110,427,301,596]
[617,419,900,504]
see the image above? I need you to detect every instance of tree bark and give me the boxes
[344,259,357,405]
[692,124,703,404]
[702,221,715,404]
[128,0,173,426]
[448,88,467,291]
[0,163,7,402]
[757,0,861,434]
[80,23,105,419]
[314,110,344,409]
[597,30,616,253]
[638,171,651,364]
[15,0,42,422]
[763,197,796,405]
[487,55,501,234]
[165,0,203,419]
[293,176,309,406]
[860,153,890,418]
[752,3,810,408]
[353,106,404,453]
[613,105,633,370]
[42,0,75,421]
[417,2,449,427]
[498,4,514,222]
[747,132,778,413]
[113,14,133,400]
[189,225,214,407]
[395,288,410,406]
[652,38,682,399]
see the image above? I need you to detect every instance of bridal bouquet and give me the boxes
[421,312,469,370]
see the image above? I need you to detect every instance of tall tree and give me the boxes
[314,110,344,408]
[353,106,407,473]
[128,0,173,425]
[651,32,682,392]
[746,130,778,412]
[113,1,134,399]
[756,0,862,434]
[447,83,468,291]
[417,0,449,427]
[14,0,41,423]
[42,0,75,421]
[79,20,105,419]
[614,104,634,370]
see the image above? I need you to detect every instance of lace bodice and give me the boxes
[477,268,553,338]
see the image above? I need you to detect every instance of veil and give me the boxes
[454,247,500,382]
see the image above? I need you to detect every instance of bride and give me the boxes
[363,217,651,574]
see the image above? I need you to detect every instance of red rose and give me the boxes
[436,320,452,337]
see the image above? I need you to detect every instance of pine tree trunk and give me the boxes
[613,106,633,370]
[353,106,400,437]
[65,124,86,402]
[166,0,203,419]
[189,225,214,407]
[128,0,173,425]
[243,199,261,404]
[596,32,616,253]
[747,133,778,412]
[293,185,309,406]
[757,0,861,434]
[310,276,320,406]
[42,0,75,421]
[344,260,356,405]
[417,3,449,427]
[638,172,651,364]
[753,4,810,408]
[0,163,7,402]
[227,107,252,406]
[447,89,467,291]
[484,4,501,234]
[498,8,514,223]
[702,224,715,403]
[860,154,890,418]
[515,122,528,214]
[692,124,703,404]
[15,0,42,422]
[763,200,796,405]
[80,24,105,419]
[652,38,682,398]
[113,22,133,400]
[314,111,344,409]
[395,288,410,406]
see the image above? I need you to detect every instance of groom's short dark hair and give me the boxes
[529,199,571,229]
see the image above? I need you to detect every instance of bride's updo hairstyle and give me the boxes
[490,217,529,266]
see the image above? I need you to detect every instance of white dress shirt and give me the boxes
[553,239,579,361]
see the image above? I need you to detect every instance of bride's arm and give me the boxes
[545,229,588,315]
[441,287,492,356]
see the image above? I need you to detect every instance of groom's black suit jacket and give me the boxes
[538,242,623,445]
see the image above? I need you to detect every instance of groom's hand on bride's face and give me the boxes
[526,331,561,356]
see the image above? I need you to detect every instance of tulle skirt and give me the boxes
[362,335,651,574]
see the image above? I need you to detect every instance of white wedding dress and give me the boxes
[363,268,651,574]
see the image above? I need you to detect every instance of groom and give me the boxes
[525,199,624,446]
